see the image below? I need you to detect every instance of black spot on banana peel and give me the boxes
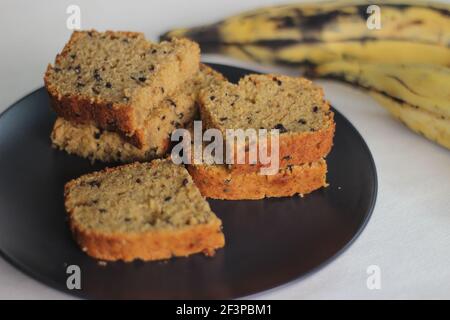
[385,75,420,96]
[160,23,222,53]
[268,9,351,35]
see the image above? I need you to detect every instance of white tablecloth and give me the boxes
[0,0,449,299]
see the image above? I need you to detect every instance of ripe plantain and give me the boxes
[161,0,450,149]
[369,91,450,149]
[161,0,450,65]
[308,61,450,119]
[220,40,450,67]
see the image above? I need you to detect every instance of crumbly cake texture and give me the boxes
[52,117,153,163]
[64,160,225,261]
[51,65,224,163]
[44,30,200,148]
[198,74,335,173]
[187,159,327,200]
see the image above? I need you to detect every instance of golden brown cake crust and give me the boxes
[227,120,335,174]
[51,117,157,163]
[46,86,136,141]
[70,218,224,262]
[187,159,327,200]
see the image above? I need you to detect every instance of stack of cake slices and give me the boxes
[187,74,335,200]
[46,30,223,163]
[45,30,227,261]
[45,30,335,262]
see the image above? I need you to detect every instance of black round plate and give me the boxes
[0,64,377,299]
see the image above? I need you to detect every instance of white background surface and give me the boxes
[0,0,449,299]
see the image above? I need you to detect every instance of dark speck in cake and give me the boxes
[273,123,287,133]
[88,180,101,188]
[93,69,102,81]
[168,99,176,108]
[272,77,282,86]
[93,130,102,140]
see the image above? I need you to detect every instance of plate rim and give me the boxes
[0,63,378,299]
